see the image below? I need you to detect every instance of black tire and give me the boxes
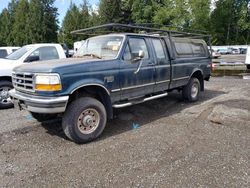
[62,97,107,144]
[182,77,201,102]
[0,80,14,109]
[30,112,57,122]
[247,65,250,70]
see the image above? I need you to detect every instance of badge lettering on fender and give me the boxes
[104,76,114,83]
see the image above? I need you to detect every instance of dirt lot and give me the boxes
[0,77,249,187]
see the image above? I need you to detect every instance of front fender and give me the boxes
[64,78,109,95]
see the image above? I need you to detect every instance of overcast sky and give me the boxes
[0,0,99,25]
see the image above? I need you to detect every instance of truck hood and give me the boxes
[13,58,103,73]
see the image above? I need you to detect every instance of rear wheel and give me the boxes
[182,77,201,102]
[62,97,107,143]
[0,81,14,109]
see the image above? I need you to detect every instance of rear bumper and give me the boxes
[9,89,69,114]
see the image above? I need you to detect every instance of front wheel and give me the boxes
[62,97,107,143]
[182,77,201,102]
[0,81,14,109]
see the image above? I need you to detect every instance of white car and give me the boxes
[245,46,250,69]
[0,47,20,58]
[0,43,66,108]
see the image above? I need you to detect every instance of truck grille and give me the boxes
[12,72,35,92]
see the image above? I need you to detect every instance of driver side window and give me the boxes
[29,49,40,58]
[123,38,149,61]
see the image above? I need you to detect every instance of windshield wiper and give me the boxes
[82,53,102,59]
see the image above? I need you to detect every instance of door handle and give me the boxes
[148,62,155,66]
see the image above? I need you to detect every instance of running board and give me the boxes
[113,92,168,108]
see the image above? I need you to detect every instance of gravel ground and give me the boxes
[0,77,249,187]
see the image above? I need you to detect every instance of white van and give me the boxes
[245,46,250,69]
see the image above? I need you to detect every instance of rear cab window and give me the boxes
[0,49,8,58]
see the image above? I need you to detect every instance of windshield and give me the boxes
[75,36,123,59]
[5,46,32,60]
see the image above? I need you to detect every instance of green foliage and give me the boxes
[0,0,58,46]
[0,9,10,46]
[99,0,122,23]
[28,0,44,43]
[41,0,59,43]
[11,0,29,46]
[211,0,250,45]
[58,3,82,48]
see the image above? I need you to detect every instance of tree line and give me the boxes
[0,0,58,46]
[0,0,249,48]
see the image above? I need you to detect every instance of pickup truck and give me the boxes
[0,43,66,108]
[10,24,211,143]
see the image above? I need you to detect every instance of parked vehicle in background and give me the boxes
[0,47,20,58]
[74,40,85,53]
[68,49,74,57]
[245,46,250,69]
[0,43,66,109]
[211,49,221,58]
[218,48,232,55]
[240,48,247,54]
[232,48,240,54]
[10,23,211,143]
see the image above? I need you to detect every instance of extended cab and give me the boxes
[10,24,211,143]
[0,43,66,108]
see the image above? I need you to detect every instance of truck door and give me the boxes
[119,37,155,100]
[151,38,171,92]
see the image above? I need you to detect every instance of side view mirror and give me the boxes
[138,50,145,59]
[24,55,39,63]
[132,50,145,63]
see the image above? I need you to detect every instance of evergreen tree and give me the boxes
[6,0,18,45]
[99,0,122,23]
[0,9,10,46]
[121,0,133,24]
[42,0,58,42]
[11,0,29,46]
[28,0,44,43]
[58,3,82,48]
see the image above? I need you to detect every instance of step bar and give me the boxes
[113,92,168,108]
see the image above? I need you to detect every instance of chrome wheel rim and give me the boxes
[191,83,199,98]
[0,87,12,105]
[77,108,100,134]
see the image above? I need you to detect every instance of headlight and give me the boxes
[35,73,62,91]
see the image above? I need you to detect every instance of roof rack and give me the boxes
[71,23,211,39]
[71,23,212,50]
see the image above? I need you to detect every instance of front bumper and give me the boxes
[9,89,69,114]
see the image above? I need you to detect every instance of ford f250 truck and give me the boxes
[10,24,211,143]
[0,43,66,109]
